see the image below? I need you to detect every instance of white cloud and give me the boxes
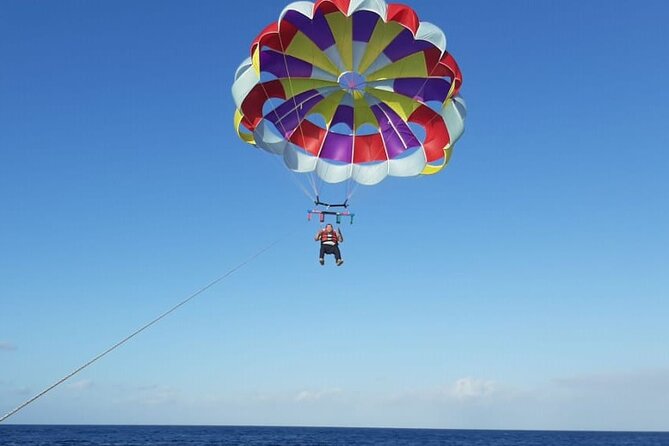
[0,383,31,397]
[7,370,668,430]
[358,370,669,430]
[107,384,181,407]
[294,388,343,403]
[0,341,16,351]
[382,377,502,405]
[68,379,94,391]
[452,377,497,400]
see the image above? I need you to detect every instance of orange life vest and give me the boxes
[320,231,339,244]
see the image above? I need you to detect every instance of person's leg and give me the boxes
[333,245,343,265]
[333,245,342,261]
[319,245,326,264]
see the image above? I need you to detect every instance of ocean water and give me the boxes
[0,425,668,446]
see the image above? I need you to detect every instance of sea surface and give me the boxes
[1,425,668,446]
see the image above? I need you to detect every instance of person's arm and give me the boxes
[337,228,344,243]
[314,230,322,242]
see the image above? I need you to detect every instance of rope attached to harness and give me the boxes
[0,238,282,423]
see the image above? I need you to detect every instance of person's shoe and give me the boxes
[319,258,325,265]
[336,259,344,266]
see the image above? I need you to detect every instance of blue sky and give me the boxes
[1,0,668,430]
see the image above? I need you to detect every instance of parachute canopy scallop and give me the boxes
[232,0,466,186]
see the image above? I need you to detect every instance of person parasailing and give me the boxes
[315,224,344,266]
[232,0,468,266]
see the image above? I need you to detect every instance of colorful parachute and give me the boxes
[232,0,466,186]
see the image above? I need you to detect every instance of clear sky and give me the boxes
[1,0,668,430]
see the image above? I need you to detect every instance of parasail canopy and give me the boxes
[232,0,466,186]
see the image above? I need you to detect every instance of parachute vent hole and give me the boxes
[408,122,427,144]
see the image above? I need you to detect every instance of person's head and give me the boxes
[325,224,334,232]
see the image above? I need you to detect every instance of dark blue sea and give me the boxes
[0,425,668,446]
